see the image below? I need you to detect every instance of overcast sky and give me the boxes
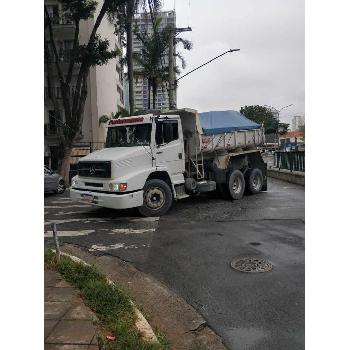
[161,0,304,125]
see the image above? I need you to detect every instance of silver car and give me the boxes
[44,166,66,194]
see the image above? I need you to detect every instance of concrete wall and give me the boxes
[267,168,305,186]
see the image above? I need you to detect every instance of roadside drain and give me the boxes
[230,257,273,273]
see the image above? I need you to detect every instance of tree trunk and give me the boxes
[152,81,157,109]
[148,79,151,109]
[126,0,135,115]
[58,146,72,185]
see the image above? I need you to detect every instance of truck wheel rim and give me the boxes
[252,174,261,190]
[145,187,165,210]
[232,177,242,194]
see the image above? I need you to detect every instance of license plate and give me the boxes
[81,194,94,203]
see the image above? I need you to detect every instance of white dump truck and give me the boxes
[70,108,267,216]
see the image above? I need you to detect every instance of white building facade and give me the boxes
[291,115,305,131]
[44,0,125,169]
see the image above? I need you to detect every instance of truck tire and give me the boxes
[228,170,245,200]
[138,179,173,217]
[248,168,263,194]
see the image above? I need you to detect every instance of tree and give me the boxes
[108,0,162,114]
[240,105,279,134]
[44,0,127,182]
[99,108,130,125]
[133,17,170,109]
[133,17,192,109]
[279,123,290,134]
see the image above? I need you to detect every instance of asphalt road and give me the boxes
[44,177,305,350]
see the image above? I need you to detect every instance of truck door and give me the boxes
[155,119,185,180]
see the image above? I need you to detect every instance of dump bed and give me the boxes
[162,108,264,156]
[199,110,264,152]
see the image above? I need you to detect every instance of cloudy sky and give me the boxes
[161,0,304,125]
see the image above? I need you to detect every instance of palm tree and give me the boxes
[108,0,161,114]
[133,18,192,109]
[133,18,170,109]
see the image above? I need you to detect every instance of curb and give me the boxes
[267,167,305,186]
[58,251,158,344]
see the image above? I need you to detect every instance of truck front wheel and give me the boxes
[138,179,173,217]
[228,170,245,200]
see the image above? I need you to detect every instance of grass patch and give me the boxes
[44,249,166,350]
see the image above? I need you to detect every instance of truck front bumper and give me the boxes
[70,188,144,210]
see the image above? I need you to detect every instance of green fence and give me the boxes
[274,151,305,172]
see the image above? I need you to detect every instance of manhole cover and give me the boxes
[230,257,273,273]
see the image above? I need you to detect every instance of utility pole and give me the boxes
[168,26,192,110]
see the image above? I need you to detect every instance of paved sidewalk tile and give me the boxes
[63,304,97,321]
[45,320,59,339]
[45,301,71,320]
[46,319,96,344]
[45,270,99,348]
[45,287,79,302]
[45,345,90,350]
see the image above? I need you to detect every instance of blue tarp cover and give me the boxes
[199,110,261,135]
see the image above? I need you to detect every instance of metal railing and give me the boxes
[274,151,305,172]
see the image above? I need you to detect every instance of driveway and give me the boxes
[44,177,304,350]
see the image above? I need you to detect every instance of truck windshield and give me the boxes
[106,124,152,148]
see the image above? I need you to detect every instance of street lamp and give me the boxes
[176,48,240,82]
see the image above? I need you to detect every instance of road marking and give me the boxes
[89,242,150,252]
[53,211,88,216]
[110,228,156,234]
[130,217,159,222]
[44,229,95,237]
[44,205,91,209]
[50,200,73,204]
[44,218,112,225]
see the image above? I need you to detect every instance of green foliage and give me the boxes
[44,249,56,268]
[279,122,290,134]
[240,105,278,134]
[61,0,98,22]
[78,34,120,66]
[99,114,111,126]
[99,108,130,125]
[57,257,105,289]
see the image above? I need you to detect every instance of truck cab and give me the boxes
[70,114,186,216]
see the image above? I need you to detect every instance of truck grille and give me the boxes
[78,161,111,178]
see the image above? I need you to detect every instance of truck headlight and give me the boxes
[72,178,78,187]
[109,183,127,192]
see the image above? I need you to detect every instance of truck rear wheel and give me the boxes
[138,179,173,217]
[248,168,263,194]
[228,170,245,200]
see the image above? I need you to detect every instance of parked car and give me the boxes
[44,166,66,194]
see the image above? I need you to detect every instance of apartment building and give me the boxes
[44,0,125,169]
[291,115,305,131]
[132,11,176,111]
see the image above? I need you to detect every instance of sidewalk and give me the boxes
[44,269,99,350]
